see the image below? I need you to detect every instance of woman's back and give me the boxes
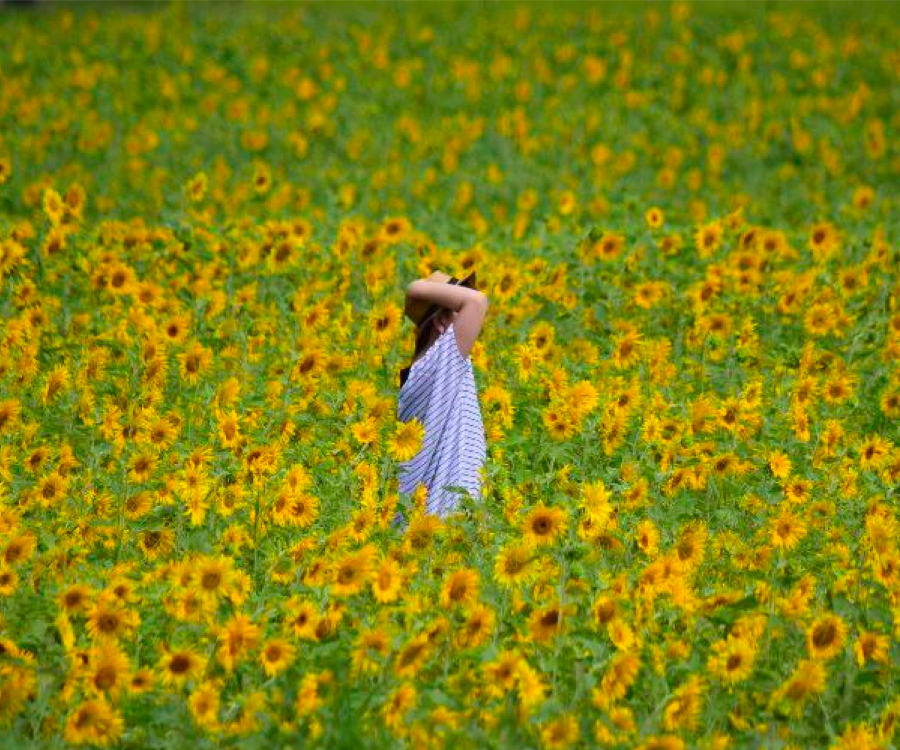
[397,322,487,518]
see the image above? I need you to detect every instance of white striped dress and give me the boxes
[396,322,487,520]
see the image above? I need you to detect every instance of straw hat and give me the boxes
[404,270,478,327]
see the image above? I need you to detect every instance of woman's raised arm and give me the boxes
[406,279,489,358]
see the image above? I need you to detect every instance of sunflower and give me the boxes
[251,160,272,194]
[346,506,376,544]
[424,616,451,646]
[214,409,243,450]
[672,521,707,572]
[494,542,535,587]
[632,280,669,309]
[542,403,579,441]
[369,301,403,347]
[23,446,51,474]
[157,645,207,689]
[854,630,890,667]
[188,679,222,732]
[768,450,791,479]
[491,267,521,303]
[607,617,637,651]
[41,365,72,406]
[782,477,812,504]
[694,220,723,259]
[610,330,644,370]
[123,489,153,520]
[557,189,578,216]
[184,172,208,202]
[86,642,132,698]
[160,312,191,345]
[662,674,705,732]
[352,627,392,674]
[64,698,124,747]
[42,187,65,225]
[259,638,296,677]
[879,388,900,419]
[634,518,660,556]
[645,206,664,229]
[35,471,69,508]
[394,633,432,679]
[522,503,569,547]
[403,513,443,555]
[294,672,325,717]
[707,636,755,684]
[440,567,481,610]
[591,594,619,630]
[57,583,94,616]
[265,236,301,274]
[808,221,840,262]
[0,566,18,596]
[803,302,836,337]
[482,649,523,698]
[177,339,213,386]
[657,233,683,257]
[880,451,900,486]
[594,232,625,262]
[389,418,425,462]
[770,508,807,551]
[836,265,868,297]
[191,555,236,604]
[106,578,139,606]
[144,414,179,451]
[0,398,22,434]
[517,658,549,710]
[371,557,404,603]
[540,713,580,750]
[283,597,320,640]
[806,613,848,661]
[528,603,566,644]
[216,613,261,672]
[302,557,330,588]
[350,416,378,446]
[138,528,175,561]
[270,489,297,527]
[267,555,294,585]
[456,603,495,649]
[128,669,154,695]
[858,434,892,470]
[378,216,412,245]
[382,683,417,733]
[86,595,138,642]
[285,493,319,529]
[592,651,641,709]
[770,659,827,714]
[177,466,212,526]
[514,341,542,382]
[331,545,376,598]
[429,705,463,733]
[105,261,137,296]
[292,347,325,382]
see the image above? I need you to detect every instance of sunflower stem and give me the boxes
[252,484,261,584]
[115,444,128,565]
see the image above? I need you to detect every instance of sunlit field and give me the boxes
[1,1,900,747]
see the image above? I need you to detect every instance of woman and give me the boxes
[394,270,490,525]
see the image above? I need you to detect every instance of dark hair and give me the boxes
[398,313,445,388]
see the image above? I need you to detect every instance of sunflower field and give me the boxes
[1,0,900,747]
